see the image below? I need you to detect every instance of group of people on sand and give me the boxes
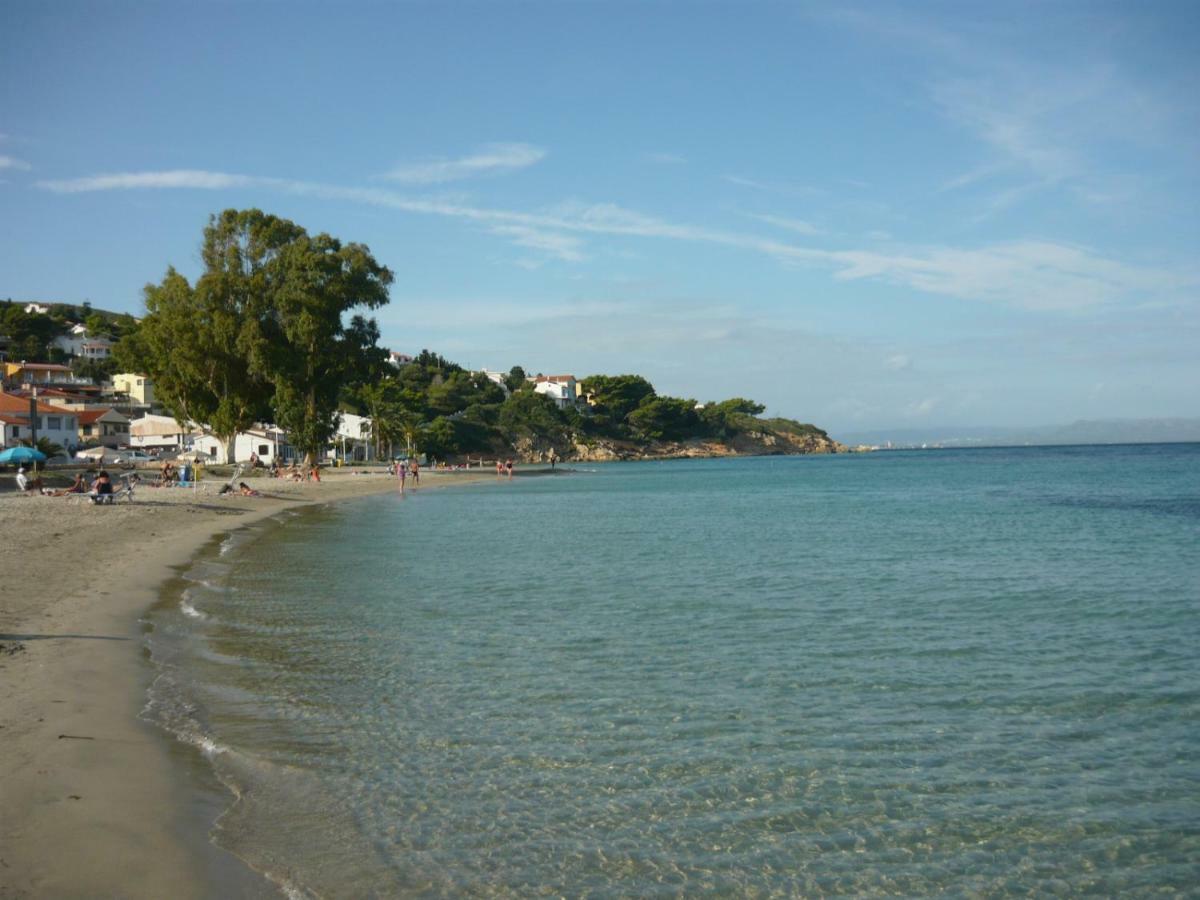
[495,458,515,479]
[217,480,262,497]
[15,466,122,501]
[269,460,321,482]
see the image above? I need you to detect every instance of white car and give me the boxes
[76,448,156,467]
[113,450,156,468]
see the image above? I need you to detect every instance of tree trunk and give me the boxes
[223,434,236,466]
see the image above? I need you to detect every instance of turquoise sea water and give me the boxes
[146,445,1200,897]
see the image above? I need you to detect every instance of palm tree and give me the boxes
[20,436,65,471]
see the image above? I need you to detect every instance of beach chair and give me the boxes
[211,463,244,496]
[90,474,136,504]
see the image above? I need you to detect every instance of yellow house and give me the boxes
[111,373,155,405]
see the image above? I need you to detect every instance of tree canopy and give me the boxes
[128,209,392,462]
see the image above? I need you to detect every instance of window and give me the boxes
[258,444,270,456]
[47,416,62,430]
[209,447,217,458]
[10,426,19,438]
[83,425,93,436]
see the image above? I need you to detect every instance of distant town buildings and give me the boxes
[2,361,89,388]
[76,408,131,448]
[128,413,202,452]
[111,372,155,406]
[192,426,293,465]
[0,391,80,450]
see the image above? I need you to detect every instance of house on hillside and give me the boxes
[23,303,50,315]
[192,427,293,465]
[77,408,130,448]
[530,374,579,409]
[0,392,80,452]
[477,370,512,395]
[387,350,413,368]
[6,385,98,408]
[53,332,113,360]
[2,362,90,389]
[111,373,155,406]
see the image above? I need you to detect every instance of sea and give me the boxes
[143,444,1200,897]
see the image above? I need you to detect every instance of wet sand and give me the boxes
[0,467,491,898]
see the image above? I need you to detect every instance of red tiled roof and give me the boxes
[76,408,125,425]
[0,392,75,415]
[9,363,73,372]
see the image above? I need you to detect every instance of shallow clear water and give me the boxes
[146,445,1200,896]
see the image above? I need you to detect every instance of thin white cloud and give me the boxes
[0,155,31,171]
[645,152,686,165]
[38,169,264,192]
[885,354,912,371]
[723,174,822,198]
[35,167,1195,311]
[745,212,822,236]
[383,143,544,184]
[488,225,584,262]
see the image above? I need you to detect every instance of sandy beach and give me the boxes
[0,467,487,898]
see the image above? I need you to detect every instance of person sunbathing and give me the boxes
[238,481,261,497]
[47,472,87,496]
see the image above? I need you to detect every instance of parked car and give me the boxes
[76,447,115,464]
[113,450,156,468]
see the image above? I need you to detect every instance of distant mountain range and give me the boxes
[834,418,1200,449]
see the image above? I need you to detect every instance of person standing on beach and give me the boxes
[505,458,514,480]
[409,458,419,486]
[496,459,504,478]
[396,459,406,492]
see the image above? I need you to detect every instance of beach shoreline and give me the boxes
[0,467,491,898]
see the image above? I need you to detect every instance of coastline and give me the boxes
[0,467,490,898]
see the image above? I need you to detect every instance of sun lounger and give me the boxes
[90,474,136,504]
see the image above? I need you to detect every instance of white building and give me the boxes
[328,411,375,462]
[129,414,202,451]
[52,333,112,359]
[0,392,80,452]
[387,350,413,368]
[477,369,512,395]
[192,427,293,465]
[530,374,579,409]
[23,303,50,315]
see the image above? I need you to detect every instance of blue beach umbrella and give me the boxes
[0,446,47,465]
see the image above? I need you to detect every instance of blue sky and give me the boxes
[2,1,1197,437]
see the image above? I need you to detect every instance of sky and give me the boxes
[2,1,1197,438]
